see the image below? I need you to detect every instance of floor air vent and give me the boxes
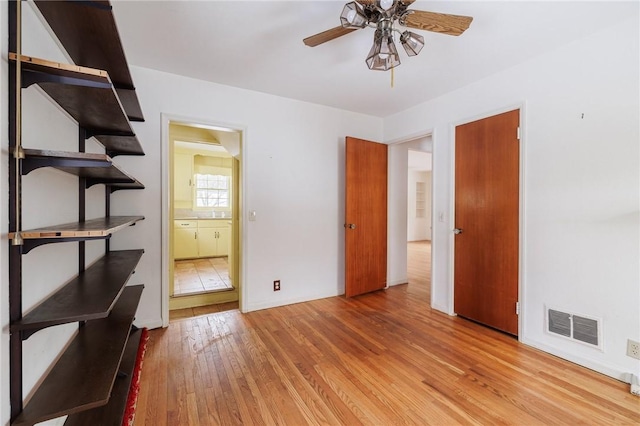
[547,307,601,349]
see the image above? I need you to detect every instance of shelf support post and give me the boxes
[8,0,24,420]
[79,128,86,272]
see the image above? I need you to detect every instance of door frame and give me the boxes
[449,103,527,339]
[160,113,248,326]
[387,131,435,307]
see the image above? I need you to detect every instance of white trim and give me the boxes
[160,113,170,327]
[160,113,248,326]
[449,103,527,332]
[387,278,408,287]
[429,127,437,311]
[517,104,528,339]
[447,125,456,316]
[246,291,339,313]
[520,336,627,382]
[386,129,433,146]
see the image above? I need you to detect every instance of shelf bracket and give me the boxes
[108,184,145,193]
[21,68,112,90]
[21,235,111,255]
[13,145,25,159]
[86,177,134,189]
[22,156,112,175]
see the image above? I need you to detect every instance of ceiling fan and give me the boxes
[303,0,473,71]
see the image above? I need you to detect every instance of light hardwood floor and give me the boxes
[135,241,639,425]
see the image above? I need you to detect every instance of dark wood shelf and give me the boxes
[64,328,143,426]
[12,285,144,426]
[11,250,144,339]
[9,216,145,253]
[10,53,144,156]
[10,216,144,240]
[34,0,145,122]
[22,149,144,189]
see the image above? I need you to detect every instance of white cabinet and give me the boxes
[174,153,193,202]
[198,220,230,257]
[198,227,218,257]
[174,220,198,259]
[174,220,229,259]
[216,226,230,256]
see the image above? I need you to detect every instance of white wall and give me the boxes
[125,66,382,319]
[387,136,432,286]
[408,169,432,241]
[384,14,640,381]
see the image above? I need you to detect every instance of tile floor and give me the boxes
[173,256,233,296]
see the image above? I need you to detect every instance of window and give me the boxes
[195,173,229,207]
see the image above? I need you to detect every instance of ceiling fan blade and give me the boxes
[303,26,358,47]
[401,10,473,36]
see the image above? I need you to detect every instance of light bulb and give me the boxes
[379,0,394,10]
[346,9,357,23]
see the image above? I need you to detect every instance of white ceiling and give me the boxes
[111,1,636,118]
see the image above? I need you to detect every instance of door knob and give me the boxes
[344,223,356,230]
[453,228,463,234]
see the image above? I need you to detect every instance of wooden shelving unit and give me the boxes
[63,328,144,426]
[11,216,144,240]
[8,1,147,424]
[10,53,143,156]
[12,286,144,426]
[9,216,144,254]
[33,0,144,122]
[22,149,144,189]
[11,250,144,338]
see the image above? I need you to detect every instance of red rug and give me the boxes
[123,328,150,426]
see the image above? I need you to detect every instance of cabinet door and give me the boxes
[174,153,193,202]
[174,228,198,259]
[215,226,230,256]
[198,228,218,257]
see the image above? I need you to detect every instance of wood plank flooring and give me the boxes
[134,241,639,425]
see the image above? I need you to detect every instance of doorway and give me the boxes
[407,150,432,298]
[168,120,241,311]
[388,135,433,303]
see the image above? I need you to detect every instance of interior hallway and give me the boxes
[407,240,431,298]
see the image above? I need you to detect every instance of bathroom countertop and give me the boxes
[175,217,232,221]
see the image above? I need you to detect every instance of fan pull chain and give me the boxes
[391,66,395,88]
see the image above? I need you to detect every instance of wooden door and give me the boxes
[345,137,388,297]
[454,110,520,335]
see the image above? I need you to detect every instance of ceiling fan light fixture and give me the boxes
[366,30,401,71]
[400,31,425,56]
[340,2,368,29]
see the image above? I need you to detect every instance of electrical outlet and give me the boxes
[627,339,640,360]
[273,280,281,291]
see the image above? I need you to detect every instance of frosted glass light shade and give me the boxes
[400,31,425,56]
[366,30,401,71]
[340,2,368,28]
